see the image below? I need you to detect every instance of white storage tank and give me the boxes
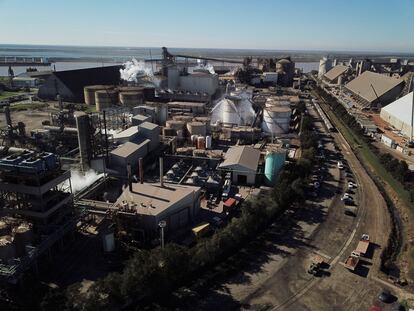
[205,135,212,149]
[262,106,292,134]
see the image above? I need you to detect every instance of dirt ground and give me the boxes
[0,109,51,132]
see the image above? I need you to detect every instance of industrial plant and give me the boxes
[0,47,307,287]
[2,44,414,311]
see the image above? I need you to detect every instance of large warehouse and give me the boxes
[380,92,414,139]
[38,65,121,101]
[344,71,404,109]
[323,65,349,84]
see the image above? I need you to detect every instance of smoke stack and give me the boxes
[57,94,63,112]
[127,163,132,191]
[159,157,164,187]
[139,158,144,184]
[4,106,12,128]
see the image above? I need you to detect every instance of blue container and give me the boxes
[264,150,286,186]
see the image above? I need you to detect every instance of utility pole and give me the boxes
[158,220,166,249]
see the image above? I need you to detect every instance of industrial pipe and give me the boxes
[139,158,144,184]
[159,157,164,187]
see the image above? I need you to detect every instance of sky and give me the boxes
[0,0,413,53]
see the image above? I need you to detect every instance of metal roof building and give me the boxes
[38,65,121,102]
[380,92,414,139]
[344,71,404,108]
[114,182,201,235]
[219,145,260,185]
[323,65,349,83]
[109,140,150,174]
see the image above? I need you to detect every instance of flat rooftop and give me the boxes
[114,183,200,216]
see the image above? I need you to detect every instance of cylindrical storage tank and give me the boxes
[264,150,286,186]
[95,89,119,111]
[13,223,33,257]
[197,136,205,150]
[176,129,183,138]
[163,128,177,136]
[0,235,16,261]
[221,98,241,125]
[205,135,212,149]
[102,230,115,252]
[187,121,207,136]
[262,106,292,134]
[83,85,113,106]
[166,120,185,131]
[155,104,168,126]
[75,111,92,168]
[338,75,343,85]
[119,91,144,108]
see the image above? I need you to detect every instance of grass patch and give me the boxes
[0,91,22,100]
[8,103,48,111]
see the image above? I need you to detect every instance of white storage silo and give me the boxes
[262,106,292,135]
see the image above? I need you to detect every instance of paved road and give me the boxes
[186,99,396,311]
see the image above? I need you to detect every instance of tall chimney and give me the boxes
[139,158,144,184]
[159,157,164,187]
[127,163,132,191]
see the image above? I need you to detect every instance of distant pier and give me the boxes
[0,56,51,67]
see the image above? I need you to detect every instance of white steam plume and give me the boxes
[69,169,104,193]
[194,59,215,74]
[120,58,153,82]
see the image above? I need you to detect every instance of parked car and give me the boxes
[378,289,393,303]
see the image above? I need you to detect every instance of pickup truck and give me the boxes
[344,251,360,271]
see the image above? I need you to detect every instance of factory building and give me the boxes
[109,140,150,175]
[219,145,260,185]
[344,71,405,109]
[380,92,414,139]
[12,77,41,88]
[323,65,349,84]
[132,114,151,126]
[167,68,219,96]
[38,66,121,102]
[0,150,75,283]
[112,126,139,144]
[114,182,201,238]
[138,121,160,152]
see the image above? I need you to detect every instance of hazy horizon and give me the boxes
[1,0,414,53]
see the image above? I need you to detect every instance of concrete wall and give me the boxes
[179,74,219,95]
[140,188,201,235]
[110,143,148,174]
[380,109,412,138]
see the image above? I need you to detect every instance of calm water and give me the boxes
[0,44,320,76]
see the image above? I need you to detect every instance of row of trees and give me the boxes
[315,86,413,201]
[39,110,319,311]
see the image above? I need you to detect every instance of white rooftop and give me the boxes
[381,92,414,125]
